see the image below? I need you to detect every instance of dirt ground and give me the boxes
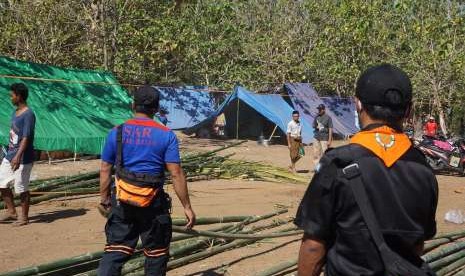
[0,136,464,274]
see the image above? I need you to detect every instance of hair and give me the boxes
[135,104,158,115]
[292,111,299,115]
[11,83,28,101]
[362,89,409,130]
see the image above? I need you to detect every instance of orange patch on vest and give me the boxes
[350,126,411,167]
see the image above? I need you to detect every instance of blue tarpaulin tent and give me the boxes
[284,83,356,137]
[185,86,313,144]
[154,86,218,130]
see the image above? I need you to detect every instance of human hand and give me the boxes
[183,206,196,229]
[10,156,20,171]
[97,196,111,218]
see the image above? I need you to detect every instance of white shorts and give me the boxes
[0,158,33,194]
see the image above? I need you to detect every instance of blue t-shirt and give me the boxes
[101,118,181,178]
[6,108,36,164]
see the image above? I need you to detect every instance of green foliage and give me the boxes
[0,0,464,132]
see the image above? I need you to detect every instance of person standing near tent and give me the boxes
[287,111,303,173]
[0,83,36,226]
[312,104,333,170]
[97,86,196,275]
[156,108,169,126]
[295,64,437,275]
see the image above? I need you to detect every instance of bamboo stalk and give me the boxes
[0,251,104,276]
[121,212,290,274]
[451,267,465,276]
[10,210,287,276]
[171,225,303,239]
[433,230,465,240]
[423,242,465,263]
[429,250,465,270]
[125,224,298,275]
[424,237,463,253]
[255,258,298,276]
[165,225,299,271]
[0,179,99,209]
[172,215,270,226]
[29,188,99,195]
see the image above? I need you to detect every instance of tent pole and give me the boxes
[47,151,51,165]
[236,99,240,140]
[268,125,278,141]
[74,138,77,162]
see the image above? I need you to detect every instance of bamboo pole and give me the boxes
[0,251,104,276]
[236,99,240,139]
[450,266,465,276]
[165,225,299,271]
[171,225,303,239]
[0,179,99,209]
[120,220,251,275]
[424,237,463,253]
[12,210,287,276]
[172,216,250,226]
[125,225,299,275]
[433,230,465,240]
[255,258,298,276]
[120,212,290,274]
[423,241,465,263]
[429,250,465,270]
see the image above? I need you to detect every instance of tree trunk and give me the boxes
[432,83,448,136]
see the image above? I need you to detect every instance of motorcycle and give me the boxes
[415,136,465,176]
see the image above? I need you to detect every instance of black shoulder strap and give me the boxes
[116,124,123,171]
[341,163,388,248]
[342,162,432,276]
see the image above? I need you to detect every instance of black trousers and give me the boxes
[98,190,172,276]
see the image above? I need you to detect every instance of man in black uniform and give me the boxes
[295,64,438,275]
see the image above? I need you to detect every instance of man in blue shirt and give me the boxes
[98,86,196,276]
[0,83,36,226]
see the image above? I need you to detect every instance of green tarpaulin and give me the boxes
[0,56,132,154]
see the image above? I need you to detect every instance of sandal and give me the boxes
[12,218,28,227]
[0,213,18,222]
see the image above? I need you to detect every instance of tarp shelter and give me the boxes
[0,56,132,155]
[321,96,359,134]
[154,86,217,130]
[284,83,356,138]
[185,86,313,144]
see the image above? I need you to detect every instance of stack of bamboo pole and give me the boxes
[3,207,465,276]
[1,208,297,276]
[1,141,308,209]
[254,230,465,276]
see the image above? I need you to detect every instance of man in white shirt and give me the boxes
[287,111,303,173]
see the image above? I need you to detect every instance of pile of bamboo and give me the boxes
[0,141,307,209]
[254,230,465,276]
[3,207,465,276]
[1,208,300,276]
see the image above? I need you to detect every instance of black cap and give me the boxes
[317,104,325,110]
[134,85,159,109]
[356,64,412,108]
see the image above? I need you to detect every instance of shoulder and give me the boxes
[319,144,371,169]
[107,126,118,137]
[168,129,178,138]
[400,146,430,168]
